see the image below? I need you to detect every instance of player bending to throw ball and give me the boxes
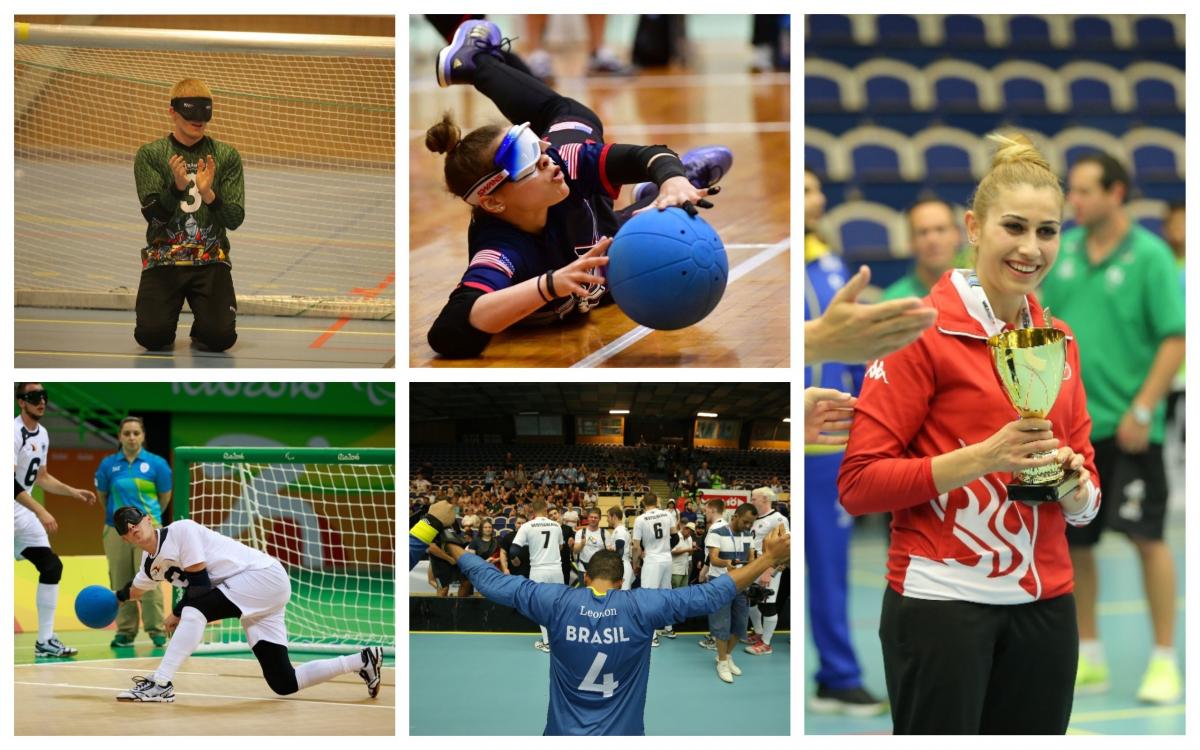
[110,506,382,702]
[441,524,790,735]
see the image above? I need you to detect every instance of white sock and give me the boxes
[1079,639,1105,664]
[762,614,779,646]
[36,583,58,642]
[296,653,361,691]
[540,626,549,644]
[1151,645,1176,662]
[749,608,763,637]
[153,608,206,684]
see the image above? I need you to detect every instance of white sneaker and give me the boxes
[651,634,661,648]
[534,640,551,653]
[727,655,742,676]
[716,658,733,684]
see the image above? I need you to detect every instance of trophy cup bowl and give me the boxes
[987,326,1080,504]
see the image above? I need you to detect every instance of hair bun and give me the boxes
[425,111,461,155]
[987,132,1051,172]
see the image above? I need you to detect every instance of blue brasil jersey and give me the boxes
[458,142,620,320]
[458,552,737,735]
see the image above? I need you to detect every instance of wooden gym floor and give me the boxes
[13,632,394,735]
[409,35,790,368]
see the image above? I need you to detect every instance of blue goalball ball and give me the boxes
[606,207,728,330]
[74,584,119,629]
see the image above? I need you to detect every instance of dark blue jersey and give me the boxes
[458,142,619,319]
[458,552,737,735]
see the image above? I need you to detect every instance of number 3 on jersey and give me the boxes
[578,652,619,698]
[179,172,201,214]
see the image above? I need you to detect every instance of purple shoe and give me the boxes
[632,145,734,204]
[436,19,504,88]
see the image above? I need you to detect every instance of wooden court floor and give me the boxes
[14,653,394,735]
[409,54,790,368]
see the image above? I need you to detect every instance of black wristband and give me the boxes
[115,584,131,603]
[536,274,550,302]
[422,512,446,535]
[545,270,558,299]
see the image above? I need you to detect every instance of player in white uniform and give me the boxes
[605,506,634,590]
[746,487,789,655]
[511,498,564,652]
[109,505,383,702]
[14,383,98,658]
[632,493,677,645]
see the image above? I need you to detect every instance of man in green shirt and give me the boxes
[1040,153,1186,705]
[880,198,963,301]
[133,78,245,352]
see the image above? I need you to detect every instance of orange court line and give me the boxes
[309,272,395,349]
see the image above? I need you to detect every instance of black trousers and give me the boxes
[135,264,237,352]
[879,586,1077,734]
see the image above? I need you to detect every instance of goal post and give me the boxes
[173,447,396,654]
[14,22,395,319]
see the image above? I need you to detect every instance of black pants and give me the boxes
[473,54,650,227]
[135,264,237,352]
[879,586,1077,734]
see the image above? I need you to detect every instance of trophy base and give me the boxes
[1007,471,1081,505]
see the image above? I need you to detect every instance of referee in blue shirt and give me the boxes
[441,523,791,735]
[94,417,172,648]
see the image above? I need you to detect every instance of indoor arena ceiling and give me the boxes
[409,383,790,421]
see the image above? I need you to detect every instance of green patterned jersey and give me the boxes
[133,134,245,269]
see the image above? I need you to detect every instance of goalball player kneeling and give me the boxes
[110,506,383,702]
[441,523,791,735]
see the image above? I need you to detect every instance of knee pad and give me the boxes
[759,602,778,618]
[134,328,176,351]
[22,547,62,584]
[193,330,237,352]
[180,587,242,622]
[252,640,298,695]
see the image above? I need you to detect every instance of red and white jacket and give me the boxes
[838,271,1101,604]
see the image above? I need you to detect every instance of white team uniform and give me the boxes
[633,508,674,590]
[750,510,790,603]
[574,526,606,566]
[132,519,289,647]
[606,523,634,590]
[512,516,563,585]
[14,416,50,557]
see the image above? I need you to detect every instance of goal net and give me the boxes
[14,23,395,319]
[173,447,396,653]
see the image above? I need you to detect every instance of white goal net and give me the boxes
[15,24,395,319]
[175,447,395,653]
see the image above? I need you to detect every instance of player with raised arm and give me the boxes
[631,493,676,645]
[110,506,383,702]
[442,523,791,735]
[510,498,564,652]
[14,383,97,658]
[745,487,789,656]
[133,78,245,352]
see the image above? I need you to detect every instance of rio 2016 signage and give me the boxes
[48,382,394,416]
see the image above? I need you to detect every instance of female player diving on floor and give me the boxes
[425,18,733,359]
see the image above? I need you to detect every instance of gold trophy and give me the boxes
[987,317,1081,504]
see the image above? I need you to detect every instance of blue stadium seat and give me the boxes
[1126,62,1185,113]
[1071,16,1118,50]
[911,126,988,182]
[993,61,1065,113]
[822,201,908,262]
[1122,128,1185,182]
[925,60,1000,111]
[1059,62,1130,113]
[1053,127,1126,170]
[807,15,855,46]
[841,126,919,181]
[493,517,508,531]
[804,127,849,181]
[1007,15,1054,49]
[1133,15,1182,50]
[942,14,988,48]
[805,59,860,112]
[1127,198,1167,237]
[875,14,921,46]
[856,59,929,111]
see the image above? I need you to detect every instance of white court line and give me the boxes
[570,237,790,368]
[409,71,790,94]
[14,681,394,709]
[410,120,788,140]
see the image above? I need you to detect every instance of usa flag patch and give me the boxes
[557,143,581,179]
[469,249,515,277]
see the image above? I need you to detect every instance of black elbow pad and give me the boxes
[183,568,213,598]
[428,286,492,358]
